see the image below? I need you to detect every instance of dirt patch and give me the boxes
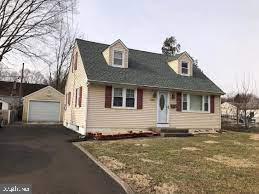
[205,155,256,168]
[135,143,150,147]
[120,153,147,157]
[204,140,219,144]
[233,141,242,145]
[154,183,178,194]
[208,134,219,138]
[98,156,125,170]
[140,158,163,165]
[250,134,259,141]
[182,147,201,151]
[119,173,152,193]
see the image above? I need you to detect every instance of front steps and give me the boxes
[159,128,194,137]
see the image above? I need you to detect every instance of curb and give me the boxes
[73,142,135,194]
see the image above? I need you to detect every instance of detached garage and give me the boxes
[22,86,64,123]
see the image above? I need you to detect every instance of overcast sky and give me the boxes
[75,0,259,95]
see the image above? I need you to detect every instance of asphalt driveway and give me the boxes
[0,125,126,194]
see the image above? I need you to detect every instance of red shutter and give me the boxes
[176,92,182,111]
[137,88,143,109]
[68,92,71,105]
[79,86,82,107]
[75,89,78,107]
[105,86,112,108]
[210,95,215,113]
[74,52,78,70]
[71,56,74,73]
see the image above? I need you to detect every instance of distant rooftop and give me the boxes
[0,81,47,97]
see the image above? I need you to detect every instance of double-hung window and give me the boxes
[113,88,123,107]
[112,88,136,108]
[182,94,210,112]
[203,96,209,111]
[126,89,135,107]
[181,62,189,75]
[182,94,188,111]
[113,51,123,66]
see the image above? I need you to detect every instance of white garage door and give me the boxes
[28,101,60,122]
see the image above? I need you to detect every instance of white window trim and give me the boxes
[182,93,210,113]
[111,87,137,109]
[181,61,189,76]
[112,49,124,68]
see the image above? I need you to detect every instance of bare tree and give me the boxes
[47,7,81,92]
[0,65,47,84]
[0,0,76,62]
[21,68,47,84]
[233,75,257,128]
[0,62,20,81]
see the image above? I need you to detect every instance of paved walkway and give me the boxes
[0,126,126,194]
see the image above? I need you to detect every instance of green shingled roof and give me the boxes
[76,39,224,94]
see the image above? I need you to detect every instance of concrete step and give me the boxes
[161,133,193,137]
[160,128,189,133]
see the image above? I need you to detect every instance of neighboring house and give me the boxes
[22,86,64,123]
[0,99,9,110]
[221,102,259,123]
[0,81,47,109]
[221,102,237,119]
[64,39,224,135]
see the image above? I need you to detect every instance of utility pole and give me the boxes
[19,63,24,105]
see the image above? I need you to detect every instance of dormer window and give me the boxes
[102,39,129,68]
[181,62,189,75]
[113,50,123,66]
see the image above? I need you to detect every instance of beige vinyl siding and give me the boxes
[86,84,156,129]
[168,60,179,74]
[63,44,88,128]
[102,47,109,64]
[22,86,64,122]
[86,85,221,130]
[169,94,221,129]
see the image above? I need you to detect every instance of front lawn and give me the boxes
[81,132,259,194]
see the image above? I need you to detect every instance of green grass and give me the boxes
[81,132,259,194]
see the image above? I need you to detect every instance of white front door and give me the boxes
[157,92,168,124]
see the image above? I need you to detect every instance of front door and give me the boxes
[158,92,168,124]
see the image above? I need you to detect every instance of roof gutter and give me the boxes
[88,79,225,95]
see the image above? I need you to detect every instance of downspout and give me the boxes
[85,80,90,135]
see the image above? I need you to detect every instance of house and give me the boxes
[0,81,47,109]
[63,39,224,135]
[221,102,259,123]
[22,86,64,123]
[0,99,9,110]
